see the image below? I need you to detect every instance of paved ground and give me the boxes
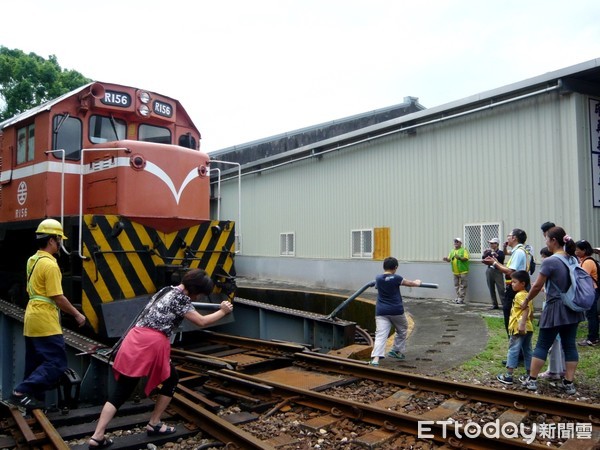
[236,277,501,376]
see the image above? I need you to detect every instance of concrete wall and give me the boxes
[235,255,546,310]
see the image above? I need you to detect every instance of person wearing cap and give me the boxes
[442,238,470,304]
[482,238,505,310]
[483,228,528,335]
[88,268,233,449]
[7,219,86,410]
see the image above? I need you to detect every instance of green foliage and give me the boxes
[446,316,600,390]
[574,321,600,382]
[0,46,91,122]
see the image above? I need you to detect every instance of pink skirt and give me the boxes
[113,327,171,395]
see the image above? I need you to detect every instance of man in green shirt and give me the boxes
[443,237,470,304]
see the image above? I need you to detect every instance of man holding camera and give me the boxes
[482,238,505,310]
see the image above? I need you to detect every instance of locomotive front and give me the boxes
[0,82,236,337]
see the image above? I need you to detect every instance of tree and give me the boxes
[0,46,91,122]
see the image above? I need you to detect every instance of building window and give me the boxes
[351,229,373,258]
[16,124,35,164]
[464,223,502,257]
[280,232,295,256]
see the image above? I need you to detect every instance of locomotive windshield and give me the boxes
[139,124,171,144]
[90,115,126,143]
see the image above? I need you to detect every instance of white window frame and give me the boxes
[464,222,502,258]
[351,228,373,258]
[280,232,295,256]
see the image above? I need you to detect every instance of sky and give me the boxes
[1,0,599,152]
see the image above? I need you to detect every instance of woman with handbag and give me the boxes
[88,269,233,449]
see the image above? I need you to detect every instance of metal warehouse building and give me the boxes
[209,58,600,304]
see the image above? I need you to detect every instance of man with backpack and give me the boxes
[483,228,529,335]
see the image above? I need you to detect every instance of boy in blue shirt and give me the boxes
[370,257,422,366]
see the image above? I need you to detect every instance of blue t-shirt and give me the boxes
[375,273,404,316]
[507,244,527,271]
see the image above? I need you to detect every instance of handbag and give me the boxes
[107,286,172,362]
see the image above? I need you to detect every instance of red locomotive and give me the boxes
[0,82,236,336]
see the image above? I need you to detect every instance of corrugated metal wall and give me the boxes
[217,91,600,267]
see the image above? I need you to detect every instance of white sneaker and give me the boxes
[558,380,576,395]
[520,376,537,391]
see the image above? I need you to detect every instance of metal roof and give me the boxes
[0,83,92,130]
[209,96,425,166]
[211,57,600,176]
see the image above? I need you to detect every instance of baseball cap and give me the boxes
[488,238,500,244]
[454,237,462,243]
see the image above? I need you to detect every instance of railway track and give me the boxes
[1,300,599,449]
[163,330,600,449]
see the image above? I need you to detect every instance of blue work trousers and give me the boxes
[15,335,68,399]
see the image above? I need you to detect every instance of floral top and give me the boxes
[135,286,195,336]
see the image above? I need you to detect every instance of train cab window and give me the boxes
[139,124,171,144]
[52,115,82,160]
[16,124,35,164]
[178,133,197,149]
[89,115,126,143]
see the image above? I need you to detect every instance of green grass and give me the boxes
[445,316,600,388]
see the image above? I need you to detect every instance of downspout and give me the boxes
[212,167,221,220]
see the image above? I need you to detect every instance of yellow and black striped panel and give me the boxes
[80,214,235,333]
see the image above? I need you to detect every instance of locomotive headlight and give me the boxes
[138,104,150,117]
[139,91,151,104]
[130,154,146,170]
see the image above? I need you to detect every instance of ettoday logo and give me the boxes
[418,420,593,444]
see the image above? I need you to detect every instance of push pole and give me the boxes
[325,281,438,320]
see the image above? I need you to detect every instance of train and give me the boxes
[0,81,236,338]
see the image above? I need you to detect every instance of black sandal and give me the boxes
[147,422,176,436]
[88,437,113,449]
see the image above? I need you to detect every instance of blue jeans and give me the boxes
[584,290,599,341]
[15,335,68,399]
[506,332,532,370]
[533,323,579,362]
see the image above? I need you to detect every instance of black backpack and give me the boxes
[524,246,536,275]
